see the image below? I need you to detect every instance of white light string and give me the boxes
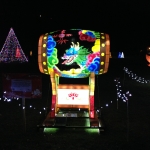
[114,78,132,102]
[0,94,47,114]
[123,67,150,83]
[97,78,132,112]
[2,78,132,114]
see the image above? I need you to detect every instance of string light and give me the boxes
[114,78,132,103]
[1,77,132,114]
[0,95,46,114]
[0,28,28,63]
[123,67,150,83]
[7,99,11,102]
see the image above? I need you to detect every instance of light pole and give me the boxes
[126,91,132,142]
[22,91,26,133]
[126,99,129,142]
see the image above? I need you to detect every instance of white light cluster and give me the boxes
[114,78,132,102]
[0,94,46,114]
[2,96,20,103]
[123,67,150,83]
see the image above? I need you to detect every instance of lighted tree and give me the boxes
[0,28,28,63]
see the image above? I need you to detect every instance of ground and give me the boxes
[0,58,150,149]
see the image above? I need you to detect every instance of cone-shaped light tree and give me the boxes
[0,28,28,63]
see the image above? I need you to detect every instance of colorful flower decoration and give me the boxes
[79,30,96,42]
[87,57,100,74]
[92,39,100,53]
[47,35,59,68]
[85,31,96,38]
[47,36,56,57]
[86,52,100,67]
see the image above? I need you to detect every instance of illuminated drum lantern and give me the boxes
[146,47,150,66]
[38,29,110,127]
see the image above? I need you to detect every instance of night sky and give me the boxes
[0,1,150,58]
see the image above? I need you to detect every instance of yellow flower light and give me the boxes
[101,36,105,39]
[43,44,46,47]
[101,62,104,65]
[44,36,47,39]
[43,62,46,65]
[43,53,46,57]
[101,53,105,56]
[101,43,105,47]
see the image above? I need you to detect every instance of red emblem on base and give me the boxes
[68,92,78,100]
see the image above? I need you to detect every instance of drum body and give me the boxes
[38,29,110,78]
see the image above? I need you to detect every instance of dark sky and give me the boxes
[0,1,150,57]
